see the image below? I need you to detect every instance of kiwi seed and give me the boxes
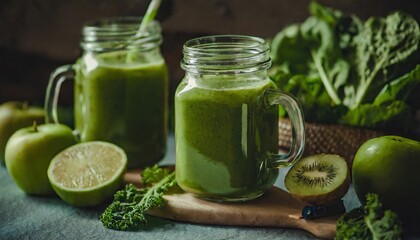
[293,162,337,188]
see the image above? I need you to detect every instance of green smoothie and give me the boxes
[75,51,168,168]
[175,78,279,200]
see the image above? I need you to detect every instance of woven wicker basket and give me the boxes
[278,118,385,166]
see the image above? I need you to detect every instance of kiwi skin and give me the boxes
[285,154,351,206]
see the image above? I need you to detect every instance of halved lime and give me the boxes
[47,141,127,207]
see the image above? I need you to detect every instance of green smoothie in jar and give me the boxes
[46,17,169,168]
[75,51,168,168]
[175,35,305,202]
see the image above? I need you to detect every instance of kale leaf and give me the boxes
[269,1,420,130]
[345,11,420,108]
[336,193,403,240]
[100,165,176,230]
[341,65,420,129]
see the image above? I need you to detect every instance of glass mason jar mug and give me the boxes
[175,35,305,202]
[45,17,169,168]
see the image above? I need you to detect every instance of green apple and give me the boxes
[352,135,420,221]
[0,101,45,164]
[5,123,78,195]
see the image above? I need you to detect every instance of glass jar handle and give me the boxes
[44,64,75,124]
[263,88,306,168]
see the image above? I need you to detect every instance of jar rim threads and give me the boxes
[81,16,162,52]
[181,35,271,74]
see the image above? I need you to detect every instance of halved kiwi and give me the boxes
[285,154,350,206]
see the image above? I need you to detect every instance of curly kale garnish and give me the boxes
[336,193,403,240]
[100,165,176,230]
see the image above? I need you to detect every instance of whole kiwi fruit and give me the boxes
[285,154,350,206]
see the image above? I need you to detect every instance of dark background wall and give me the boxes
[1,0,419,106]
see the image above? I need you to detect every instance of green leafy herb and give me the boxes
[269,1,420,131]
[339,101,411,129]
[347,11,420,108]
[374,65,420,105]
[336,193,403,240]
[100,165,176,230]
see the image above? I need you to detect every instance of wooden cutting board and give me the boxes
[125,170,339,240]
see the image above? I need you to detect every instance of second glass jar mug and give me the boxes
[45,17,169,168]
[175,35,305,202]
